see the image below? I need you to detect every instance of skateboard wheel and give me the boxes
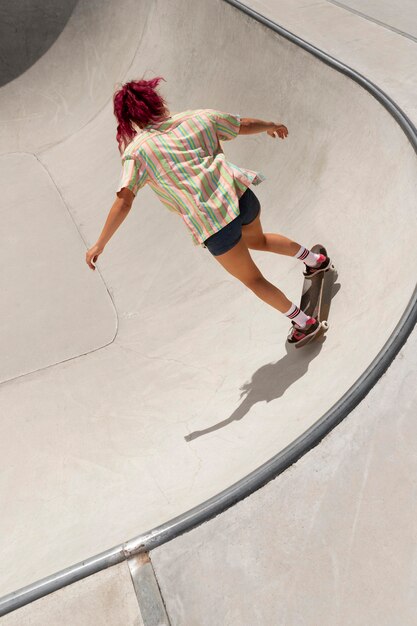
[321,320,329,331]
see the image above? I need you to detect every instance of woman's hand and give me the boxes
[267,124,288,139]
[86,191,134,271]
[86,244,104,270]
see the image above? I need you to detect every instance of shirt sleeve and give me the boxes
[206,109,241,141]
[117,155,148,195]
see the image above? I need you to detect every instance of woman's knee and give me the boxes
[242,273,265,290]
[212,237,264,286]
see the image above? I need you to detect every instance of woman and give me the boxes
[85,77,331,344]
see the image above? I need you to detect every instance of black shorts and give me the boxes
[203,187,261,256]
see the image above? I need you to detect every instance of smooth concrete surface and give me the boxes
[152,325,417,626]
[327,0,417,41]
[0,0,78,87]
[1,562,143,626]
[1,0,417,604]
[245,0,417,116]
[0,153,116,381]
[0,0,144,153]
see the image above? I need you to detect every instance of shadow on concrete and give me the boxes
[185,271,340,442]
[0,0,79,87]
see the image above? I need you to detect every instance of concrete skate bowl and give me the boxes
[1,0,417,614]
[0,0,79,88]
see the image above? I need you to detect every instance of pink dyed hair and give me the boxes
[113,76,169,153]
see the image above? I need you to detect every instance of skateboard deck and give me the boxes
[292,244,335,348]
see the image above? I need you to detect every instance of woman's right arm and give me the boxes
[239,118,288,139]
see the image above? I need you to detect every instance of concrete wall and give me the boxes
[0,0,78,87]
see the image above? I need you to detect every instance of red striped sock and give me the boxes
[285,303,310,328]
[295,246,322,267]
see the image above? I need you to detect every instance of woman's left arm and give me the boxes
[86,188,135,270]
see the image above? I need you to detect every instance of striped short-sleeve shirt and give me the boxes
[117,109,266,246]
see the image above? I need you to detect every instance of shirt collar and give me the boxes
[144,115,172,130]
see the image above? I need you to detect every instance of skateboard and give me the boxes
[291,244,335,348]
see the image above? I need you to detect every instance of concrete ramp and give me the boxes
[1,0,417,605]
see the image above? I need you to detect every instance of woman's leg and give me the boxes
[241,212,300,255]
[211,237,292,314]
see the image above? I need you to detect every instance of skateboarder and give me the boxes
[85,76,331,345]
